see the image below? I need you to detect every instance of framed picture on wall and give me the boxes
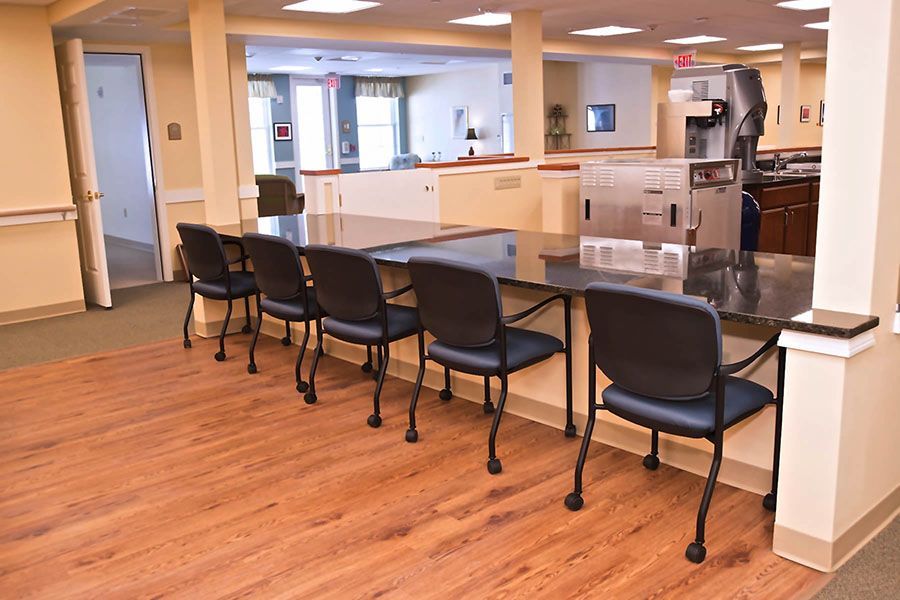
[451,106,469,139]
[799,105,812,123]
[818,100,825,126]
[273,122,292,141]
[776,104,781,125]
[586,104,615,132]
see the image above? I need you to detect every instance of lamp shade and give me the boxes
[465,127,478,140]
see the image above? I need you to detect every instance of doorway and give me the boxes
[83,53,161,290]
[290,77,336,184]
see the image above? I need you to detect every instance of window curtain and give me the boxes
[355,77,405,99]
[248,74,277,99]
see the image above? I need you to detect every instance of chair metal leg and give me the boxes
[482,376,494,413]
[686,441,723,564]
[439,366,452,400]
[241,296,252,334]
[565,404,597,511]
[303,318,324,405]
[486,374,509,475]
[764,346,786,512]
[373,344,383,381]
[247,297,263,374]
[563,296,576,437]
[294,319,311,393]
[361,345,374,373]
[368,344,388,428]
[406,330,426,443]
[281,320,292,346]
[182,288,195,348]
[215,299,232,362]
[643,430,661,470]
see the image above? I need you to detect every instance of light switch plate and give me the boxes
[494,175,521,190]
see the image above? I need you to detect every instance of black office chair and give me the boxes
[303,245,419,427]
[177,223,258,361]
[405,257,575,475]
[243,233,322,393]
[565,282,782,564]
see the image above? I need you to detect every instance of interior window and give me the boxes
[248,97,275,174]
[356,96,399,171]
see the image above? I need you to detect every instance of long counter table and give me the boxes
[243,212,877,339]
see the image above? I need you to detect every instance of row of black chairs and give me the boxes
[176,223,782,564]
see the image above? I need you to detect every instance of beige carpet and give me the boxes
[2,283,897,597]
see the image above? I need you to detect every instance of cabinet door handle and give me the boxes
[784,209,789,227]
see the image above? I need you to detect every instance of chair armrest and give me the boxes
[222,238,246,252]
[720,333,780,376]
[501,293,568,325]
[227,255,250,265]
[303,274,314,282]
[383,284,413,300]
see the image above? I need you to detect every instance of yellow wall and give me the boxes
[437,168,543,231]
[0,6,84,321]
[754,61,827,148]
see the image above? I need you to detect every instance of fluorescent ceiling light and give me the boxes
[448,12,511,26]
[366,68,383,72]
[340,56,360,61]
[776,0,831,10]
[271,65,312,71]
[804,21,831,29]
[282,0,381,14]
[664,35,727,45]
[570,26,642,37]
[737,43,785,51]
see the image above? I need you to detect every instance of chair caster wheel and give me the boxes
[303,392,317,405]
[296,381,309,393]
[361,362,373,373]
[564,424,577,438]
[281,336,291,347]
[564,492,584,511]
[247,364,257,374]
[642,454,660,470]
[367,414,382,428]
[214,351,226,362]
[763,493,777,512]
[486,458,502,475]
[405,429,418,443]
[183,339,191,349]
[483,401,495,414]
[685,542,707,564]
[241,325,252,334]
[439,388,452,401]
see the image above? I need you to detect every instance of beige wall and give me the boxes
[437,168,543,231]
[0,6,84,321]
[754,61,827,149]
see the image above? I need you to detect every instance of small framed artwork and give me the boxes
[799,105,811,123]
[776,105,781,125]
[273,122,292,141]
[451,106,469,139]
[818,100,825,126]
[586,104,616,132]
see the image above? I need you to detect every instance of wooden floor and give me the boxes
[0,335,830,599]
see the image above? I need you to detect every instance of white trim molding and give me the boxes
[0,206,77,227]
[893,310,899,334]
[539,171,580,179]
[239,184,260,199]
[429,160,541,175]
[161,188,204,205]
[778,329,877,358]
[275,161,296,170]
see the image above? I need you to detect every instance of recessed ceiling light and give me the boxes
[804,21,831,29]
[777,0,831,10]
[737,43,785,51]
[282,0,381,14]
[448,12,511,26]
[340,56,360,61]
[366,68,383,72]
[271,65,312,71]
[570,26,642,37]
[664,35,727,45]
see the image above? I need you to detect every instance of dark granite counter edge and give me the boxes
[373,256,880,339]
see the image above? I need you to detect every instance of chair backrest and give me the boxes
[304,245,383,321]
[585,282,722,400]
[176,223,227,281]
[255,174,302,216]
[408,257,501,347]
[243,233,305,301]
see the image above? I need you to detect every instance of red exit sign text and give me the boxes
[673,52,696,69]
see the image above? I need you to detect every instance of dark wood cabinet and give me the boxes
[808,202,819,255]
[759,208,786,253]
[784,203,809,256]
[744,177,819,256]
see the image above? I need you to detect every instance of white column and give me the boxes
[778,42,802,147]
[510,11,544,160]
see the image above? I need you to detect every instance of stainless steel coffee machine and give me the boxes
[657,64,767,180]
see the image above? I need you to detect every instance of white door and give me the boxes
[291,78,335,174]
[56,39,112,308]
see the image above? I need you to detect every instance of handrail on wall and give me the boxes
[0,205,76,218]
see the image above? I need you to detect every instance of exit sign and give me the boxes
[326,75,341,89]
[673,51,696,69]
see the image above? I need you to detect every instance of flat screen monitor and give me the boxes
[586,104,615,132]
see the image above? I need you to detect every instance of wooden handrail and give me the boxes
[457,153,514,160]
[416,156,530,169]
[538,163,580,171]
[299,169,341,176]
[0,205,76,218]
[546,145,656,155]
[756,146,822,155]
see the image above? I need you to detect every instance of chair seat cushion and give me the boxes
[260,288,320,321]
[428,327,563,376]
[602,377,774,438]
[323,304,418,345]
[193,271,257,300]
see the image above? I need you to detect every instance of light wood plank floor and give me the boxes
[0,336,830,599]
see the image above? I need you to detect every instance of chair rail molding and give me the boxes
[0,205,77,227]
[778,329,877,358]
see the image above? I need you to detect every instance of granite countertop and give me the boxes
[241,213,878,339]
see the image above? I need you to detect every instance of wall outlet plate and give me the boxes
[494,175,521,190]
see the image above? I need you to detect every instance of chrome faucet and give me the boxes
[773,151,808,172]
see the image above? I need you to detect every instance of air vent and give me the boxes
[692,80,709,101]
[580,243,614,269]
[644,168,662,190]
[662,252,682,277]
[502,72,512,85]
[663,168,682,190]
